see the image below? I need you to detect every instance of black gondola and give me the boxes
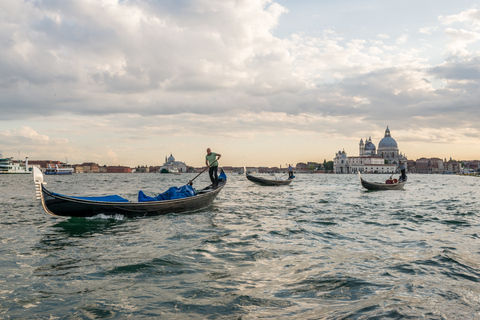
[359,172,406,190]
[245,171,293,186]
[33,167,226,217]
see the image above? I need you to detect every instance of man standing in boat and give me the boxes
[206,148,221,187]
[396,160,407,182]
[288,164,294,179]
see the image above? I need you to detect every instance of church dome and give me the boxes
[378,137,398,148]
[378,126,398,148]
[168,153,175,162]
[365,142,376,150]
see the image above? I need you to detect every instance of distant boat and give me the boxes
[245,170,293,186]
[359,172,406,190]
[45,164,74,175]
[456,169,478,176]
[0,154,31,174]
[159,166,181,174]
[33,167,226,217]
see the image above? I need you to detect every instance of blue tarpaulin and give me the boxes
[138,184,197,202]
[219,172,227,181]
[52,193,130,202]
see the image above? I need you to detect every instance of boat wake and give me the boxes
[87,213,125,221]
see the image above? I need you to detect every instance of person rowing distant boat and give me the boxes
[206,148,221,187]
[288,164,294,179]
[395,160,407,182]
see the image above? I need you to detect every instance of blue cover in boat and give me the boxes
[138,184,197,202]
[219,171,227,181]
[52,192,129,202]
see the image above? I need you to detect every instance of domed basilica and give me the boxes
[359,126,406,164]
[334,126,407,174]
[161,153,187,173]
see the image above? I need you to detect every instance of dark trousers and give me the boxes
[400,169,406,181]
[209,166,218,185]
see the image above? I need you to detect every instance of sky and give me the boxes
[1,0,479,167]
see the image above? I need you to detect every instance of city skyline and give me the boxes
[1,1,479,167]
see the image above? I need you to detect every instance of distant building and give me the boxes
[135,165,150,173]
[80,162,99,173]
[463,160,479,172]
[295,162,309,171]
[222,166,244,174]
[444,158,463,174]
[107,166,132,173]
[413,157,444,174]
[334,126,407,173]
[334,150,396,174]
[160,153,187,173]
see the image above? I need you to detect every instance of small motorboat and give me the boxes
[359,172,406,190]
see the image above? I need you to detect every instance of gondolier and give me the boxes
[288,164,294,179]
[206,148,221,187]
[396,160,407,182]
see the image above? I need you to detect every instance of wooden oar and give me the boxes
[389,166,399,180]
[187,166,209,186]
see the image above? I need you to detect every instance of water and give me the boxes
[1,173,479,319]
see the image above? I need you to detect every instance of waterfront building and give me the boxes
[106,166,132,173]
[414,157,444,174]
[462,160,479,172]
[80,162,100,173]
[334,150,396,174]
[402,157,467,174]
[334,126,407,174]
[135,165,150,173]
[445,158,463,174]
[160,153,187,173]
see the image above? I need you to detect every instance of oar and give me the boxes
[187,166,209,186]
[387,167,399,182]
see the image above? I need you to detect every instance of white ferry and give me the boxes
[0,153,32,174]
[159,166,181,174]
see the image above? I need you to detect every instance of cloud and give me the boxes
[443,28,480,58]
[418,26,438,35]
[396,34,408,44]
[0,126,73,160]
[0,126,50,143]
[439,8,480,29]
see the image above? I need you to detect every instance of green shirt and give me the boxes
[206,152,218,166]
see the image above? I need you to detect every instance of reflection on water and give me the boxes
[0,173,479,318]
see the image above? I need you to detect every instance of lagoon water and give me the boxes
[1,172,479,319]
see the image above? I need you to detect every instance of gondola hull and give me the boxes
[34,168,226,217]
[246,173,293,186]
[359,173,406,190]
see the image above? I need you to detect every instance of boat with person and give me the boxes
[245,170,293,186]
[33,167,226,217]
[359,172,406,190]
[0,153,31,174]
